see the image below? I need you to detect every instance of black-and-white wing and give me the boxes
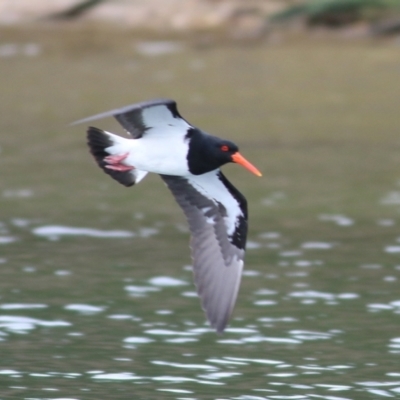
[161,171,248,333]
[74,98,192,139]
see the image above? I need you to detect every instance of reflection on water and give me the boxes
[1,27,400,400]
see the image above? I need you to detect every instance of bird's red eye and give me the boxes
[221,145,229,152]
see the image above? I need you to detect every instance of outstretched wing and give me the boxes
[161,171,248,333]
[74,98,192,139]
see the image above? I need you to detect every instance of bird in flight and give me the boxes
[75,99,261,333]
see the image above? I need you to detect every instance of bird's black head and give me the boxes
[186,128,236,175]
[186,128,261,176]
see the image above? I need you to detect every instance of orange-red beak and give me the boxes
[231,152,262,177]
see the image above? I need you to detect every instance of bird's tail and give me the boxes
[87,127,148,187]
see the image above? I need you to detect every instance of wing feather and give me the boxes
[161,172,247,333]
[74,98,191,139]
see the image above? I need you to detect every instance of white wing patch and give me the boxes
[142,104,191,130]
[187,171,243,236]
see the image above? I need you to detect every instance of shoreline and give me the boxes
[1,1,398,44]
[0,1,283,33]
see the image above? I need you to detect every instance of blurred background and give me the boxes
[1,1,400,399]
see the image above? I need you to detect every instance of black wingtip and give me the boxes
[87,126,135,187]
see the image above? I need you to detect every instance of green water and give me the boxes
[0,27,400,399]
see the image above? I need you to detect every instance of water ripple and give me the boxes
[380,191,400,205]
[207,358,246,366]
[0,369,20,375]
[0,303,47,310]
[144,329,198,336]
[152,360,217,371]
[0,235,17,244]
[198,371,241,380]
[265,395,308,399]
[157,388,193,394]
[152,375,223,385]
[355,382,398,397]
[254,300,277,306]
[224,357,283,365]
[0,316,70,333]
[368,301,400,313]
[124,284,160,296]
[258,317,297,323]
[149,276,188,286]
[218,335,300,345]
[107,314,138,320]
[315,384,353,391]
[164,337,199,344]
[225,327,259,334]
[384,246,400,254]
[268,372,297,377]
[64,304,106,314]
[319,214,354,226]
[2,188,33,198]
[289,291,358,301]
[92,372,142,380]
[389,337,400,352]
[123,336,154,344]
[301,241,336,250]
[289,330,338,341]
[254,289,278,296]
[32,225,135,239]
[235,396,276,400]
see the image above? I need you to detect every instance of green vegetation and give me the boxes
[272,0,400,27]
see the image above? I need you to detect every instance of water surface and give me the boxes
[1,27,400,399]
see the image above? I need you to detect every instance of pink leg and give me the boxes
[104,153,129,164]
[104,152,135,172]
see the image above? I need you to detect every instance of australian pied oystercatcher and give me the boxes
[75,99,261,333]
